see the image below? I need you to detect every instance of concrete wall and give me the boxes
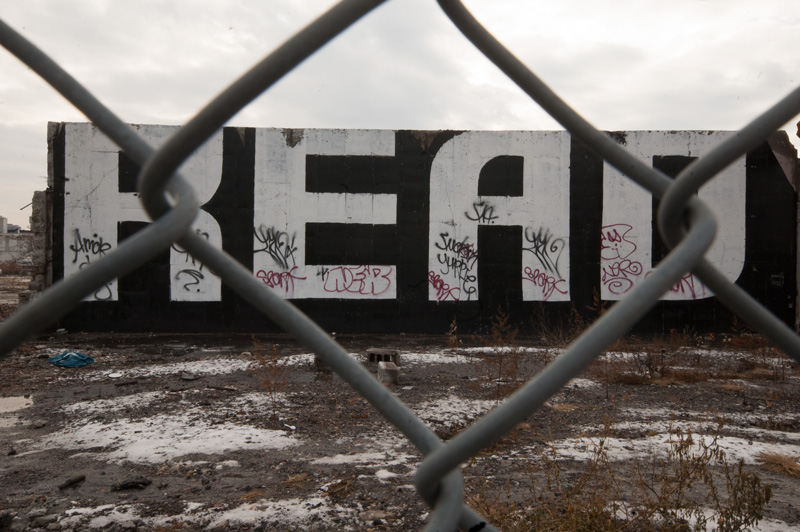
[27,191,52,290]
[0,222,33,265]
[48,123,797,334]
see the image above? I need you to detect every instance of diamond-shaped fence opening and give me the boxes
[2,1,800,531]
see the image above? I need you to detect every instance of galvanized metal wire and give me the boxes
[2,1,800,530]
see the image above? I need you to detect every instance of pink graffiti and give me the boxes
[428,271,461,301]
[601,223,637,260]
[256,266,307,295]
[670,273,706,299]
[323,265,392,296]
[645,271,706,299]
[601,259,644,295]
[522,266,567,300]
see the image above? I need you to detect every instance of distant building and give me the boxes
[0,216,33,265]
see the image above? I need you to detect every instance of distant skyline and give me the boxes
[2,0,799,229]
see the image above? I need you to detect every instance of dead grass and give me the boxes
[249,335,289,418]
[468,423,773,532]
[717,381,747,393]
[758,452,800,478]
[325,478,354,501]
[285,472,309,486]
[529,302,586,347]
[238,488,269,503]
[470,306,525,399]
[550,403,581,412]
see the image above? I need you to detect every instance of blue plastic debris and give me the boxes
[48,351,94,368]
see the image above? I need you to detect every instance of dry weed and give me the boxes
[285,472,310,486]
[468,422,772,532]
[238,488,269,503]
[325,478,354,501]
[249,335,289,419]
[446,317,460,348]
[758,452,800,478]
[471,306,524,399]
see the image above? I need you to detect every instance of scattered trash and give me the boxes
[283,423,296,431]
[55,328,67,335]
[112,477,152,490]
[48,351,94,368]
[181,372,201,381]
[108,373,123,379]
[58,474,86,490]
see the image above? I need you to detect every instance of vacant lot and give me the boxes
[0,327,797,531]
[0,278,799,531]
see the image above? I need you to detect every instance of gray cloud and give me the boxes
[1,0,798,228]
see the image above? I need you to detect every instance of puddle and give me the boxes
[0,395,33,414]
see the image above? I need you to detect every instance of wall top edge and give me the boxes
[48,122,753,136]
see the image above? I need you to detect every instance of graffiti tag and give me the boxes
[428,271,461,301]
[322,265,392,296]
[257,266,307,296]
[522,266,567,300]
[254,225,298,270]
[523,226,566,277]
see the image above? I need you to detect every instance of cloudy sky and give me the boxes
[1,0,799,229]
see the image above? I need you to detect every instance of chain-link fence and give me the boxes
[2,1,800,530]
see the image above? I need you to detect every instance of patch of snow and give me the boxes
[754,518,800,531]
[61,504,127,528]
[85,505,140,528]
[544,433,800,465]
[312,451,408,467]
[375,469,399,482]
[612,408,800,441]
[280,353,316,366]
[400,352,472,365]
[0,395,33,413]
[205,497,352,528]
[63,391,168,415]
[457,346,550,355]
[64,358,255,382]
[277,352,362,367]
[33,413,298,464]
[64,504,115,517]
[565,378,600,390]
[413,395,496,429]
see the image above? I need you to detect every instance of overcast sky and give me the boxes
[1,0,799,229]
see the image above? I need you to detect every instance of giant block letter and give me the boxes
[63,123,223,301]
[428,131,571,302]
[253,129,397,299]
[601,131,746,300]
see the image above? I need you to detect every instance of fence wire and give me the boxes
[2,1,800,530]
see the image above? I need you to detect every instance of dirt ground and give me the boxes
[1,276,799,532]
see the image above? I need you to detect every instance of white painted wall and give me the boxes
[601,131,746,301]
[62,123,223,301]
[62,126,748,304]
[253,129,397,299]
[428,131,571,302]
